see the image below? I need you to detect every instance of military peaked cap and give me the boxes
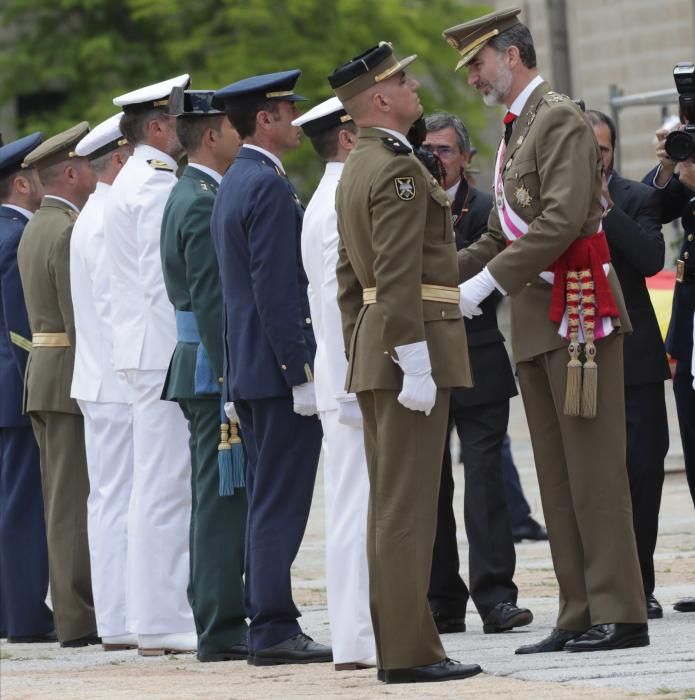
[75,113,126,160]
[113,74,191,113]
[22,122,90,170]
[443,7,522,71]
[0,132,42,179]
[291,96,352,137]
[212,70,307,110]
[328,42,417,102]
[170,88,225,118]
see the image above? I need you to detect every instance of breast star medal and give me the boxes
[515,186,532,208]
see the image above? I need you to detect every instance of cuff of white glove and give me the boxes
[481,266,506,295]
[394,340,432,376]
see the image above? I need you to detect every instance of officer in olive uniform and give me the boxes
[161,88,247,662]
[17,123,99,646]
[444,9,647,653]
[330,44,482,684]
[0,133,55,643]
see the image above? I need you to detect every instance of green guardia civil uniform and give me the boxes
[16,122,96,643]
[160,162,247,657]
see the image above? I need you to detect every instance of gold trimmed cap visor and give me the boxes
[22,121,90,170]
[328,42,417,102]
[212,70,307,110]
[74,112,126,159]
[113,74,191,113]
[443,7,522,70]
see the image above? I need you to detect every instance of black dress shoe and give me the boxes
[381,658,482,684]
[483,602,533,633]
[674,597,695,613]
[249,633,332,666]
[198,641,248,662]
[646,594,663,619]
[8,629,58,644]
[432,612,466,634]
[512,517,548,543]
[564,623,649,652]
[60,634,101,648]
[515,627,584,654]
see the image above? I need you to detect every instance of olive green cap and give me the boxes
[22,121,90,170]
[443,7,522,71]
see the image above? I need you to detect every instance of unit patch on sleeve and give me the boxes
[394,177,416,201]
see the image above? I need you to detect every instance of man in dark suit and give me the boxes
[210,71,330,665]
[161,89,247,662]
[0,133,55,644]
[588,111,670,620]
[643,124,695,615]
[423,112,533,635]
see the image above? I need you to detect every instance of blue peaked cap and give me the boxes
[0,132,43,178]
[212,70,307,109]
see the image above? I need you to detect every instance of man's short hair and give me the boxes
[309,121,358,162]
[119,108,168,146]
[488,24,537,69]
[176,114,226,153]
[0,169,19,200]
[585,110,617,150]
[424,113,470,154]
[89,144,130,177]
[224,97,280,140]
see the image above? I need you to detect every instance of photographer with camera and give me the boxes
[643,61,695,616]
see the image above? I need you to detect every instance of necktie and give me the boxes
[503,111,516,146]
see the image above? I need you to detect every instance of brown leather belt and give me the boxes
[32,332,71,348]
[362,283,460,305]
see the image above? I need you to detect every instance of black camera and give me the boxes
[408,117,447,185]
[665,62,695,162]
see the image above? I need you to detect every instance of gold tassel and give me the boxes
[564,272,582,416]
[219,422,230,451]
[579,273,598,419]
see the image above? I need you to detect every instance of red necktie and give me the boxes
[503,111,516,145]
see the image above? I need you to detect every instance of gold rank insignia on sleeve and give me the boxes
[303,362,314,382]
[147,159,174,172]
[394,177,415,201]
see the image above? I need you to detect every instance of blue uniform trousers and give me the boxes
[234,397,322,651]
[0,426,53,636]
[673,359,695,509]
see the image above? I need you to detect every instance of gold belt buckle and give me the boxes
[676,259,685,283]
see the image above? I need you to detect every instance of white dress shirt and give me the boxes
[103,144,178,371]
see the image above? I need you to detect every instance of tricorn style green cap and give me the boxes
[443,7,522,71]
[22,121,90,170]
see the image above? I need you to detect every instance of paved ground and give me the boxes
[2,316,694,698]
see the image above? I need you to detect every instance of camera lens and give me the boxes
[665,130,695,162]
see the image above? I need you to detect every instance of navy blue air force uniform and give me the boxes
[211,73,322,652]
[0,133,54,638]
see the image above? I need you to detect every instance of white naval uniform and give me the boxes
[300,161,375,664]
[70,181,134,638]
[103,145,193,635]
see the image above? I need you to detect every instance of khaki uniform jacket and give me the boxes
[458,81,631,363]
[17,196,80,415]
[336,127,472,392]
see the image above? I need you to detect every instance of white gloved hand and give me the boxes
[394,340,437,415]
[223,401,239,423]
[458,266,503,319]
[292,381,318,416]
[336,394,363,428]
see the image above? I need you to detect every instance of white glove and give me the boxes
[292,381,318,416]
[458,266,503,319]
[223,401,239,423]
[394,340,437,415]
[336,395,363,428]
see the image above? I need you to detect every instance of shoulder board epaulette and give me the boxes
[543,90,570,105]
[147,159,174,172]
[380,136,412,155]
[198,179,217,194]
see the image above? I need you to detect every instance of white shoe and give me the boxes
[138,633,197,656]
[102,633,138,651]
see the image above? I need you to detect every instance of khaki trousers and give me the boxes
[29,410,96,642]
[356,388,450,670]
[517,332,646,630]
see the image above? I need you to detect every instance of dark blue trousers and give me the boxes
[234,397,322,651]
[673,359,695,509]
[0,426,53,636]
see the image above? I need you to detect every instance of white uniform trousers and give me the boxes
[123,370,195,634]
[320,409,375,664]
[78,399,133,638]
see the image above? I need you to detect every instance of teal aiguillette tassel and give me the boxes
[218,420,246,496]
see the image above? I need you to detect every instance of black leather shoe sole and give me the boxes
[60,635,101,648]
[198,647,248,662]
[8,631,58,644]
[248,651,333,666]
[483,608,533,634]
[382,663,483,684]
[565,633,649,652]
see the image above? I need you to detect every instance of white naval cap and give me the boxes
[113,74,191,113]
[74,113,126,159]
[291,96,352,137]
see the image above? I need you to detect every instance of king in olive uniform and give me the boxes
[330,44,481,684]
[160,88,247,662]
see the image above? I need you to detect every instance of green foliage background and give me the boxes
[0,0,491,196]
